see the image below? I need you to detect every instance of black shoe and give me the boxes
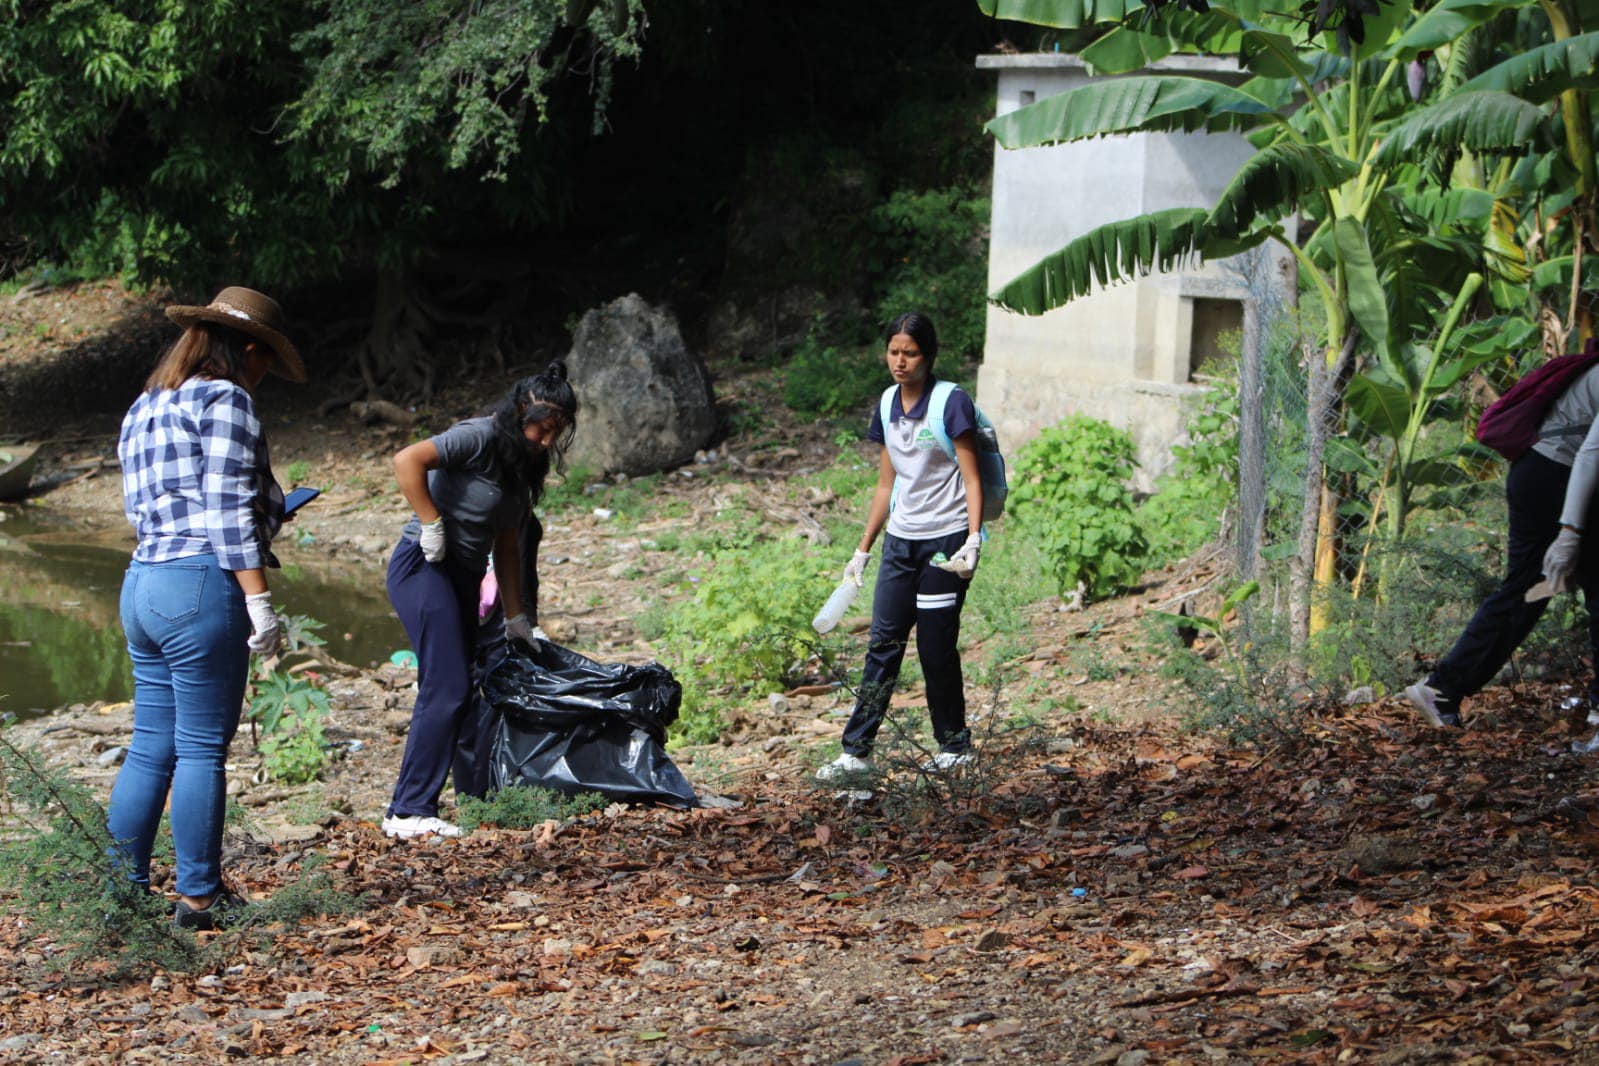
[173,886,253,931]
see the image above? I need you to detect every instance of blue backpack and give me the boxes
[878,380,1008,523]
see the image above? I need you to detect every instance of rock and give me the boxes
[405,944,460,968]
[284,990,332,1009]
[564,294,717,476]
[1343,686,1375,705]
[94,745,126,767]
[635,960,678,977]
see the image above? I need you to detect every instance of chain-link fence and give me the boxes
[1226,267,1597,699]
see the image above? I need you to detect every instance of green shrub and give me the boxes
[783,333,887,417]
[0,723,199,976]
[1138,381,1240,567]
[868,184,990,361]
[1008,416,1147,603]
[456,786,608,830]
[655,536,833,742]
[283,460,313,486]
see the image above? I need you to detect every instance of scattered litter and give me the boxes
[388,649,417,668]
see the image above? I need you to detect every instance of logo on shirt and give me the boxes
[914,427,939,450]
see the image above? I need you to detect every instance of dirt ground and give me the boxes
[4,283,1599,1064]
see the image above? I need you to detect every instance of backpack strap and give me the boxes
[879,385,901,512]
[925,380,958,460]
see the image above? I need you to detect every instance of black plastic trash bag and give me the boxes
[479,640,697,808]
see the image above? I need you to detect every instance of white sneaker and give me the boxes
[382,815,463,839]
[815,752,875,782]
[924,750,975,773]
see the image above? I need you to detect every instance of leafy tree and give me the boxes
[975,0,1598,651]
[0,0,641,398]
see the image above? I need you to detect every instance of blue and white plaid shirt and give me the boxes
[119,377,283,570]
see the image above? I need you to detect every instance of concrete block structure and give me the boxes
[976,52,1293,485]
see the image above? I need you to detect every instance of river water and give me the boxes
[0,512,406,718]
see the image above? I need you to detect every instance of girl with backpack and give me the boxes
[382,363,577,837]
[816,313,984,781]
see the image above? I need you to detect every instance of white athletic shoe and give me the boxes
[382,815,463,839]
[815,752,875,782]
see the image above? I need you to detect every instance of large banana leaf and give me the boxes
[987,76,1275,149]
[1206,142,1355,237]
[1458,31,1599,103]
[1386,0,1534,61]
[1346,375,1410,438]
[1370,91,1549,169]
[978,0,1141,28]
[1336,216,1390,358]
[989,207,1208,313]
[1404,187,1495,229]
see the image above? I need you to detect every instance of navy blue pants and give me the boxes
[1429,450,1599,706]
[841,530,972,757]
[386,536,483,818]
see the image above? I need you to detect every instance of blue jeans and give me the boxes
[109,553,249,897]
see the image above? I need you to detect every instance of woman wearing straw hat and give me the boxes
[110,286,306,931]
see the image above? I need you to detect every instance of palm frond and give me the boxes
[989,207,1209,314]
[987,76,1275,149]
[1206,143,1355,237]
[1458,31,1599,103]
[1370,91,1549,169]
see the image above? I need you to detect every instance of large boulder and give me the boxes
[565,294,717,476]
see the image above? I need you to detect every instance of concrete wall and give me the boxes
[976,53,1290,486]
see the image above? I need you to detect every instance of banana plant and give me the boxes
[1343,275,1492,587]
[977,0,1599,648]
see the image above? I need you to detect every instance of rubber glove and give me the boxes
[419,517,447,562]
[843,549,870,588]
[244,592,282,656]
[938,533,983,579]
[532,624,550,643]
[1527,528,1581,602]
[506,614,540,650]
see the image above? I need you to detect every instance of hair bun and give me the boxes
[545,360,568,382]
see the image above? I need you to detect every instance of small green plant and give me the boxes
[0,720,199,976]
[1009,416,1148,603]
[246,671,332,784]
[654,536,831,740]
[1138,378,1240,567]
[456,786,607,830]
[283,459,312,486]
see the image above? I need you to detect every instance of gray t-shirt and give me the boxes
[400,417,527,574]
[867,380,978,541]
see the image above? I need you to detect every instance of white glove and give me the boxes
[419,517,447,562]
[506,614,539,650]
[843,550,870,588]
[938,533,982,579]
[1528,528,1582,602]
[532,624,550,643]
[244,592,281,656]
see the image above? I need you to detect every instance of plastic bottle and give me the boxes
[812,580,859,634]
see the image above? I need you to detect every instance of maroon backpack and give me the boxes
[1475,339,1599,460]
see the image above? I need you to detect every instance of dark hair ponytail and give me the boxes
[884,312,939,367]
[489,360,579,507]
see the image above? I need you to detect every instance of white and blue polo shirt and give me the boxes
[867,377,977,541]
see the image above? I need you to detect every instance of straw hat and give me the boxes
[165,286,306,383]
